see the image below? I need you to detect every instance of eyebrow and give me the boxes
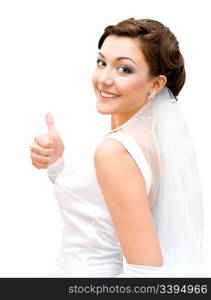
[98,51,137,65]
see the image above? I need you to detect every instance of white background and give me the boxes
[0,0,210,276]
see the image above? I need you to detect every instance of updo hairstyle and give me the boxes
[98,18,185,97]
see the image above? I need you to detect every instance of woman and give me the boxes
[29,18,209,277]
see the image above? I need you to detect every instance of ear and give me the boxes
[151,75,167,94]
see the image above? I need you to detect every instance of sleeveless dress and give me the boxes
[45,104,209,277]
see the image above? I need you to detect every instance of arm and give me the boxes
[94,139,163,275]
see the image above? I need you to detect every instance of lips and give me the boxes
[97,89,120,101]
[99,89,119,96]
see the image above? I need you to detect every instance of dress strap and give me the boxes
[103,131,152,195]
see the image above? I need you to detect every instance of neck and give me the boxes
[110,100,150,130]
[111,111,135,130]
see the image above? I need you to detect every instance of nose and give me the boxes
[98,69,114,86]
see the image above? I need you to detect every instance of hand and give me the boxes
[29,112,64,169]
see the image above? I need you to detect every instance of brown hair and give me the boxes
[98,18,186,97]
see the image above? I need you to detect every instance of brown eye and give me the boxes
[118,66,133,74]
[96,59,105,66]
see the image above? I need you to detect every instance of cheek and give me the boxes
[91,70,98,86]
[120,77,146,95]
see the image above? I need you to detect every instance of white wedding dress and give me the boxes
[45,88,210,277]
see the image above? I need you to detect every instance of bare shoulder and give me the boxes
[94,138,128,158]
[94,138,135,174]
[94,138,146,193]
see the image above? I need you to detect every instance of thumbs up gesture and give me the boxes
[29,113,64,169]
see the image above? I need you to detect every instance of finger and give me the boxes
[30,143,54,156]
[34,135,53,148]
[31,152,51,164]
[32,160,49,169]
[46,112,56,134]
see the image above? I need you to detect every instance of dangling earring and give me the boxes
[147,92,156,101]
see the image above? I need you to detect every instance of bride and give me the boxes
[29,18,209,277]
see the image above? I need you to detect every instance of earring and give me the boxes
[170,96,177,103]
[148,92,156,100]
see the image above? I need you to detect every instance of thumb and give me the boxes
[46,112,57,134]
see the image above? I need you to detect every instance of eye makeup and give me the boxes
[96,58,134,74]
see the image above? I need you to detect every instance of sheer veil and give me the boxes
[108,87,207,276]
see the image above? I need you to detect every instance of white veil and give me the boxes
[107,87,208,276]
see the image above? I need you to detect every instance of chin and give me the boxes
[95,102,114,115]
[95,105,111,115]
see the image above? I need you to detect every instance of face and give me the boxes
[92,35,155,124]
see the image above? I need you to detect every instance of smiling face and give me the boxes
[91,35,156,128]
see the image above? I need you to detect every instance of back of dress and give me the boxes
[103,87,208,276]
